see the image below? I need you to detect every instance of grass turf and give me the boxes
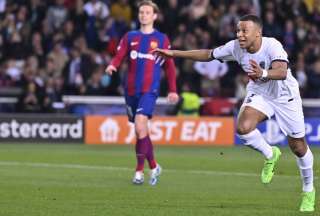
[0,144,318,216]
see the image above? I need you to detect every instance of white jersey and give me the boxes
[212,37,300,100]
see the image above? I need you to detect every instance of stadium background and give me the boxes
[0,0,319,145]
[0,0,320,215]
[0,0,319,110]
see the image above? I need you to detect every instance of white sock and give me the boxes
[237,129,273,159]
[296,147,314,192]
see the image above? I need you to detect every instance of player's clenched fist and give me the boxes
[247,59,263,80]
[167,92,179,104]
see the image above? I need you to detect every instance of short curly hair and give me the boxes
[239,14,263,29]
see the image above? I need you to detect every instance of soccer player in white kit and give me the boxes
[153,15,315,212]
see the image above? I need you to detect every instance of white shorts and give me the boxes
[241,92,305,138]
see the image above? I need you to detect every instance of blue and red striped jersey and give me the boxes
[110,30,177,96]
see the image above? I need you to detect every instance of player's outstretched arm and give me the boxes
[105,64,117,75]
[153,49,214,62]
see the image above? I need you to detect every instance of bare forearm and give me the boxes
[172,49,213,62]
[265,61,288,80]
[265,68,287,80]
[249,60,288,80]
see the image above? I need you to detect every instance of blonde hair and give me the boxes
[137,0,160,14]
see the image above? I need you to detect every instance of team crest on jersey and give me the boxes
[150,41,158,49]
[259,61,266,69]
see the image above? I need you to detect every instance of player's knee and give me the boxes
[236,121,255,135]
[135,123,148,138]
[288,137,307,157]
[291,145,306,157]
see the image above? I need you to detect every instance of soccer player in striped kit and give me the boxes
[105,0,178,185]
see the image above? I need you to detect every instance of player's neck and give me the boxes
[140,24,154,34]
[247,37,262,54]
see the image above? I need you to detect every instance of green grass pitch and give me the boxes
[0,144,318,216]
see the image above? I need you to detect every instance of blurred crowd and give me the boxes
[0,0,320,113]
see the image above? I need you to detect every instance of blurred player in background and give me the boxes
[105,0,178,186]
[153,14,315,212]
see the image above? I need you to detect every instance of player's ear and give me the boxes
[256,27,262,38]
[153,13,157,21]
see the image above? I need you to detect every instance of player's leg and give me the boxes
[136,93,161,185]
[135,114,161,185]
[288,137,313,193]
[136,93,158,169]
[134,114,153,166]
[288,137,315,212]
[237,106,272,157]
[135,115,156,168]
[237,94,275,159]
[237,94,281,184]
[125,95,145,184]
[272,97,315,211]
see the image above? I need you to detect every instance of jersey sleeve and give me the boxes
[212,40,236,61]
[110,33,128,68]
[268,38,289,63]
[163,35,177,93]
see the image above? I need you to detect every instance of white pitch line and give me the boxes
[0,161,301,179]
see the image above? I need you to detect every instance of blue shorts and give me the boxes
[125,93,158,122]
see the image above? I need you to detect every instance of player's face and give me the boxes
[138,5,157,26]
[236,21,261,49]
